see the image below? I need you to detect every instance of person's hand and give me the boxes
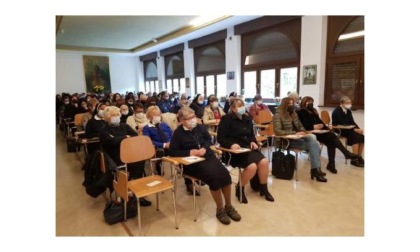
[354,128,364,134]
[190,149,200,156]
[231,144,240,150]
[164,142,170,149]
[250,142,259,150]
[296,131,307,136]
[314,124,324,130]
[198,148,206,156]
[126,135,131,138]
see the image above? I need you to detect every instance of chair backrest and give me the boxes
[320,110,331,125]
[120,135,156,164]
[161,112,178,132]
[113,171,129,202]
[254,110,272,125]
[74,113,86,127]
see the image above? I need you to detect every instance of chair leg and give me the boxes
[193,182,197,222]
[137,199,142,236]
[156,193,160,211]
[294,152,299,181]
[172,187,178,229]
[238,168,242,202]
[123,200,127,221]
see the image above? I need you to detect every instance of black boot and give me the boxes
[311,168,327,182]
[318,167,326,176]
[259,184,274,202]
[235,184,248,204]
[326,162,337,174]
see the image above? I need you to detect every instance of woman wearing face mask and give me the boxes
[99,106,151,207]
[203,95,225,133]
[169,107,241,225]
[119,104,131,124]
[157,91,175,113]
[83,102,108,155]
[332,96,364,167]
[142,106,173,177]
[189,94,206,123]
[217,98,274,203]
[273,97,327,182]
[297,96,363,173]
[126,103,148,134]
[173,93,188,114]
[248,94,272,119]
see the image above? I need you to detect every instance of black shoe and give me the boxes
[326,162,337,174]
[235,184,248,204]
[310,169,327,182]
[186,184,200,196]
[318,167,327,176]
[358,156,365,164]
[259,184,274,202]
[139,197,152,207]
[350,159,364,168]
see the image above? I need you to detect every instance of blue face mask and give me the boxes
[236,106,246,116]
[110,116,120,126]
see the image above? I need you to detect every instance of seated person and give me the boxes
[273,97,327,182]
[247,94,272,120]
[332,96,365,167]
[203,95,225,133]
[223,92,237,114]
[157,91,175,113]
[81,98,99,129]
[169,107,241,225]
[217,98,274,203]
[189,94,206,123]
[142,106,172,176]
[119,104,131,124]
[297,96,362,173]
[99,106,151,206]
[173,93,189,114]
[84,102,108,155]
[126,103,148,134]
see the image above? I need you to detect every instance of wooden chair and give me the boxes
[114,135,178,235]
[161,112,179,132]
[320,110,349,164]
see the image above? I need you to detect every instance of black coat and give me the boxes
[297,109,328,131]
[217,113,257,149]
[169,124,213,159]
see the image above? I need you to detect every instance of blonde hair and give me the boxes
[103,106,121,122]
[145,105,161,119]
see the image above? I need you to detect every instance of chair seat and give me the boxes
[128,175,173,198]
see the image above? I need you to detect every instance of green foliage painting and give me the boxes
[83,55,111,94]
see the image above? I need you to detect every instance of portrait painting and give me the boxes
[83,55,111,94]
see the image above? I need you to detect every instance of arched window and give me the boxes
[189,30,227,99]
[325,16,364,108]
[162,44,186,94]
[237,16,301,101]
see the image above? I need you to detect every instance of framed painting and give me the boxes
[303,65,317,85]
[83,56,111,94]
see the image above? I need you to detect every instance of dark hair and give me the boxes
[253,94,262,102]
[192,93,202,104]
[300,96,317,116]
[229,92,237,97]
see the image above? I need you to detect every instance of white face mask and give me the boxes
[257,100,263,105]
[187,117,197,129]
[121,110,129,116]
[212,102,219,108]
[152,116,161,125]
[97,110,105,118]
[197,100,204,105]
[110,116,120,126]
[236,106,246,116]
[344,104,352,110]
[135,112,144,119]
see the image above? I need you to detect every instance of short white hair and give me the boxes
[103,106,121,122]
[288,91,299,101]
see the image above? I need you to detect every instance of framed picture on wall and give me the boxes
[303,65,317,85]
[83,55,112,94]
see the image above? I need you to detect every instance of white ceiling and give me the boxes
[56,15,261,56]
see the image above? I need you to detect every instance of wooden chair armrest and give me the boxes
[253,124,269,129]
[162,157,180,166]
[210,145,222,155]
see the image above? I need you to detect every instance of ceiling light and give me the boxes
[189,16,224,27]
[338,31,364,41]
[152,38,158,43]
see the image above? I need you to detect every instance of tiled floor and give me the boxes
[56,129,364,236]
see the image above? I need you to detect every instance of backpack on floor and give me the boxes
[271,150,295,180]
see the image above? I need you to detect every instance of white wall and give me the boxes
[56,50,139,95]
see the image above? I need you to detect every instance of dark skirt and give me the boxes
[229,150,265,169]
[340,129,364,146]
[182,155,231,191]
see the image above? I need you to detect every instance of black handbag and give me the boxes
[271,150,296,180]
[103,197,137,225]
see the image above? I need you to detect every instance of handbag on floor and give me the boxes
[103,197,137,225]
[271,150,295,180]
